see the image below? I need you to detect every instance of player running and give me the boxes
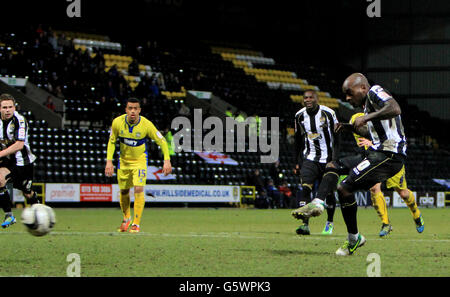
[292,89,340,235]
[105,97,172,233]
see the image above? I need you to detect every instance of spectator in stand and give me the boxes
[105,80,117,100]
[92,49,105,66]
[254,189,273,209]
[248,169,265,194]
[134,75,151,99]
[193,72,206,90]
[108,64,120,80]
[150,80,160,98]
[128,58,140,76]
[166,73,182,90]
[54,85,65,99]
[266,178,282,208]
[278,180,293,209]
[117,82,130,102]
[57,33,72,51]
[43,96,56,112]
[269,159,282,187]
[156,73,166,90]
[48,31,58,51]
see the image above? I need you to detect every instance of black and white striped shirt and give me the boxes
[364,85,407,156]
[294,105,339,164]
[0,111,36,166]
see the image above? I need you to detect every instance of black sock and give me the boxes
[301,186,312,204]
[26,191,39,205]
[316,170,339,200]
[326,194,336,222]
[0,188,13,213]
[299,186,312,225]
[339,193,358,235]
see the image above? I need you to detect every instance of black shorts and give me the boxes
[7,164,34,193]
[300,154,365,185]
[341,150,405,192]
[299,159,327,186]
[336,153,366,175]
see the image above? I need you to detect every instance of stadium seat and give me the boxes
[2,26,444,192]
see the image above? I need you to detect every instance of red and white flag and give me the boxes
[195,151,238,165]
[147,166,177,180]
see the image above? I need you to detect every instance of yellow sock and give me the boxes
[371,191,390,225]
[133,192,145,226]
[401,190,421,220]
[119,192,131,220]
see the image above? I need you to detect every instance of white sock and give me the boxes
[348,233,359,244]
[312,198,324,205]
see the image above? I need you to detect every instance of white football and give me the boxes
[21,204,56,237]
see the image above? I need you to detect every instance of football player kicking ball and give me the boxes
[105,98,172,233]
[292,73,410,256]
[309,112,423,237]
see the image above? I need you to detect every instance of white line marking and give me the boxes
[1,231,448,243]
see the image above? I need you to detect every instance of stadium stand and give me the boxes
[0,25,448,197]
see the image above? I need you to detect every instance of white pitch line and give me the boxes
[1,230,449,243]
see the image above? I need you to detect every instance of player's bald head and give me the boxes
[342,73,371,108]
[343,73,370,90]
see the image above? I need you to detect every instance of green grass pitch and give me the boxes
[0,206,448,277]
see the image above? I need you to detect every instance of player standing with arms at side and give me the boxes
[105,97,172,233]
[292,73,410,256]
[0,94,40,228]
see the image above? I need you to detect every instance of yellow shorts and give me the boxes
[117,168,147,190]
[386,165,407,190]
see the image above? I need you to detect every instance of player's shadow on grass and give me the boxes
[270,249,330,256]
[251,231,296,236]
[232,248,329,256]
